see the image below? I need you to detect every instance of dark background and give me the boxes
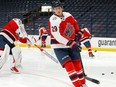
[0,0,116,37]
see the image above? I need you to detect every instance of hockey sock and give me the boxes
[84,41,93,55]
[87,46,93,55]
[41,41,46,47]
[64,61,81,87]
[73,60,86,85]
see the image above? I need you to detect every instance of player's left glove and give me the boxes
[67,40,81,52]
[75,31,84,43]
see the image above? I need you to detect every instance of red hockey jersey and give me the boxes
[80,28,92,42]
[0,19,27,43]
[39,27,48,38]
[48,12,81,48]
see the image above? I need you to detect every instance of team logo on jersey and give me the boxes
[64,23,74,37]
[52,17,57,20]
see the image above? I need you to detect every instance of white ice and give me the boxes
[0,47,116,87]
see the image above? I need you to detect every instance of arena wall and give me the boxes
[15,35,116,52]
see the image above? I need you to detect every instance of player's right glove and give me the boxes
[67,40,81,52]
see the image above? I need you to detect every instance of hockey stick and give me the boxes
[19,28,58,64]
[85,76,100,84]
[79,57,100,84]
[34,44,58,63]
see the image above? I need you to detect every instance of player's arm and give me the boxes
[15,24,28,43]
[72,16,83,35]
[19,37,28,43]
[48,20,51,35]
[49,20,69,45]
[83,28,92,39]
[17,24,35,46]
[71,16,83,42]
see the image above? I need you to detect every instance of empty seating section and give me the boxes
[0,0,116,37]
[64,0,116,37]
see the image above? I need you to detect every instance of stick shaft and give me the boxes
[34,44,58,63]
[79,57,100,84]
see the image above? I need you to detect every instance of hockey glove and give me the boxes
[75,31,83,42]
[67,40,81,51]
[26,36,36,47]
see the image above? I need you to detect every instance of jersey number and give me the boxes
[52,26,57,32]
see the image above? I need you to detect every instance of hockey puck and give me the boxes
[94,50,97,52]
[111,72,114,74]
[102,73,105,75]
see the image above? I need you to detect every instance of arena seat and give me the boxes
[0,0,116,37]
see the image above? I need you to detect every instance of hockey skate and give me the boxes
[89,53,95,57]
[11,65,23,74]
[41,44,46,48]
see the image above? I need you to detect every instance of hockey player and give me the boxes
[38,26,49,48]
[80,27,94,57]
[0,18,32,73]
[76,24,94,57]
[48,1,87,87]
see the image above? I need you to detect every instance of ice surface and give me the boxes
[0,47,116,87]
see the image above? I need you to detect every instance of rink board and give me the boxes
[15,35,116,52]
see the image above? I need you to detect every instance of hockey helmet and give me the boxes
[51,0,62,8]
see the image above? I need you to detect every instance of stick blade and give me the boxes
[85,76,100,84]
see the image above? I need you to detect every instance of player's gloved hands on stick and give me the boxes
[26,36,36,47]
[67,40,81,51]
